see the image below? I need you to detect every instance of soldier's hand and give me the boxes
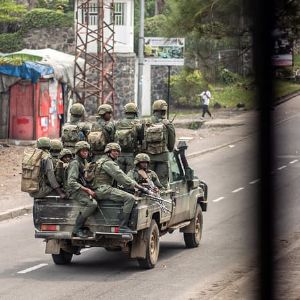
[59,192,67,199]
[87,189,96,198]
[135,184,150,194]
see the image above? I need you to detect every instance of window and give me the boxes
[81,2,98,26]
[114,2,125,25]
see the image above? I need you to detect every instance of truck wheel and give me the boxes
[184,204,203,248]
[137,220,160,269]
[52,249,73,265]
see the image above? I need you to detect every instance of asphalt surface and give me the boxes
[0,96,300,299]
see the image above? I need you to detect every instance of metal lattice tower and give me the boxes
[74,0,115,108]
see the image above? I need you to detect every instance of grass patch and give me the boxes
[212,84,255,109]
[274,79,300,98]
[294,54,300,68]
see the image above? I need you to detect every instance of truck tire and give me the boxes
[52,249,73,265]
[184,204,203,248]
[137,220,160,269]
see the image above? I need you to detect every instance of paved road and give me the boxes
[0,97,300,299]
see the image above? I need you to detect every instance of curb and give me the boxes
[186,134,252,159]
[0,205,32,222]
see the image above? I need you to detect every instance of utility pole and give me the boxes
[137,0,144,115]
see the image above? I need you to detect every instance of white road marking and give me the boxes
[17,263,48,274]
[289,159,298,164]
[277,165,287,170]
[213,197,225,203]
[250,179,260,184]
[232,187,244,193]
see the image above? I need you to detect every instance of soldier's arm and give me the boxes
[44,158,60,189]
[67,161,83,191]
[102,160,137,188]
[103,121,116,142]
[165,121,176,151]
[151,171,164,189]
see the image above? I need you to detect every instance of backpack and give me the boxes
[115,124,137,152]
[144,123,167,155]
[21,148,46,193]
[88,125,108,153]
[61,123,82,147]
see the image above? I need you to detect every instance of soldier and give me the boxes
[29,137,66,199]
[88,104,116,161]
[66,141,98,238]
[127,153,163,192]
[91,143,145,232]
[50,139,63,167]
[61,103,90,154]
[143,99,176,187]
[115,102,143,173]
[55,148,73,192]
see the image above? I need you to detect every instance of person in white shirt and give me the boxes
[200,89,213,118]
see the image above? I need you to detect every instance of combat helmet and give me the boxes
[152,99,168,112]
[75,141,90,154]
[59,148,73,159]
[50,139,63,152]
[70,103,85,117]
[134,153,150,165]
[36,137,51,150]
[124,102,138,114]
[104,142,121,153]
[97,104,113,115]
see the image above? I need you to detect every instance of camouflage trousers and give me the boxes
[69,190,98,219]
[118,153,134,174]
[149,160,169,188]
[95,185,136,214]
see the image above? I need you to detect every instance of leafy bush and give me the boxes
[144,14,168,37]
[217,68,241,85]
[0,32,23,52]
[170,69,207,107]
[37,0,69,12]
[21,8,73,32]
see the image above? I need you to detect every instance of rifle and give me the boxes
[170,114,177,123]
[139,188,172,214]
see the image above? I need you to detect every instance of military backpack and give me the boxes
[21,148,48,193]
[61,123,83,147]
[88,124,108,153]
[115,123,137,152]
[144,122,168,155]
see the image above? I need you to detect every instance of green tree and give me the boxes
[0,0,27,33]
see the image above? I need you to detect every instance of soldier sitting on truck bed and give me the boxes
[66,141,98,238]
[50,139,63,167]
[90,143,146,233]
[55,148,73,193]
[27,137,66,199]
[127,153,163,193]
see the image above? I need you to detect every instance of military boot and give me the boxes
[72,214,89,238]
[119,212,134,233]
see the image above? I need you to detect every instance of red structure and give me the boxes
[74,0,115,109]
[9,80,63,140]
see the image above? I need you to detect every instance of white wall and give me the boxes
[75,0,134,53]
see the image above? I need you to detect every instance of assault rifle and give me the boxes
[139,187,172,214]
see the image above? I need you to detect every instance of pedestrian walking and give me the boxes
[200,89,213,118]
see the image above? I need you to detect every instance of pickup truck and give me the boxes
[33,141,208,269]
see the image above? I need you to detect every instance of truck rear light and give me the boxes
[40,224,59,231]
[110,227,120,233]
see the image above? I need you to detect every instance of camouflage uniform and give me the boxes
[92,154,137,215]
[61,103,91,154]
[67,142,97,237]
[127,153,163,189]
[30,137,64,199]
[55,148,73,192]
[143,100,176,187]
[115,102,143,173]
[50,139,63,173]
[89,104,116,161]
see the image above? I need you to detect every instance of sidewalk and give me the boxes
[0,109,258,222]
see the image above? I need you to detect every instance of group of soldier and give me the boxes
[29,99,175,237]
